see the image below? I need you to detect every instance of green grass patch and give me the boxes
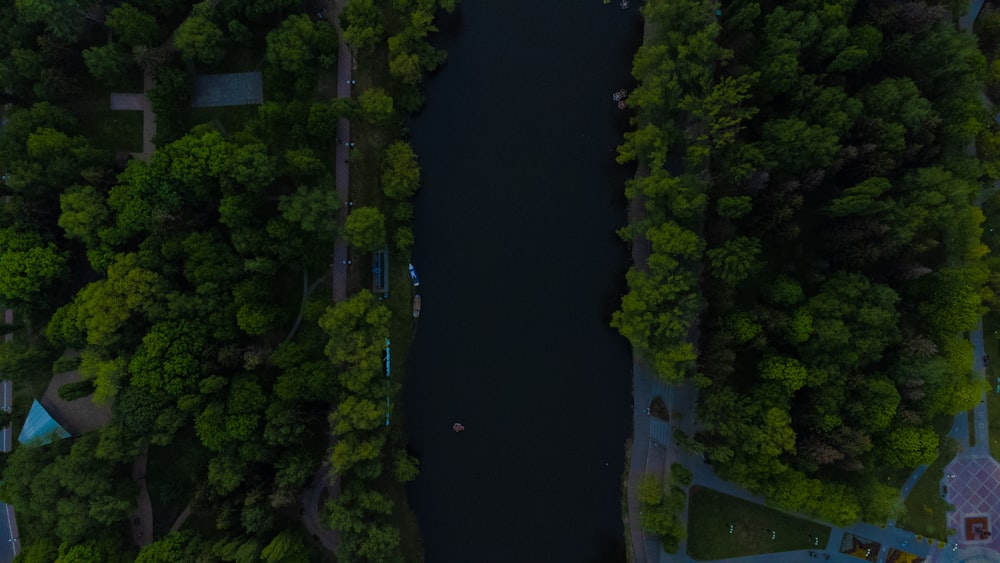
[184,106,259,137]
[687,487,830,560]
[897,437,958,541]
[146,428,212,537]
[984,313,1000,460]
[76,108,144,153]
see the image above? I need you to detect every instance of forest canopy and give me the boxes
[615,0,997,526]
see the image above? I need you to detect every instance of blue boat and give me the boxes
[408,263,420,286]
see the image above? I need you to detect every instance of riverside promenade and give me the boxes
[300,0,353,552]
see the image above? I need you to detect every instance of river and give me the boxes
[404,2,642,561]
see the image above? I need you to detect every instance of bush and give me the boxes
[58,380,95,401]
[670,463,694,487]
[52,354,82,374]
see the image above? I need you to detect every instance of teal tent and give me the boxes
[17,400,69,445]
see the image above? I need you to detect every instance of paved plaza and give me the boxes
[944,454,1000,560]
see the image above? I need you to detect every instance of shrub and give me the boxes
[58,380,95,401]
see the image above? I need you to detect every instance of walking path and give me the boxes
[300,0,353,551]
[109,55,156,162]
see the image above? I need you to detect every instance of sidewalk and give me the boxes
[300,0,353,550]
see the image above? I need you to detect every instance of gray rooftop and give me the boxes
[191,72,264,108]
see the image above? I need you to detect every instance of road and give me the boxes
[0,504,19,563]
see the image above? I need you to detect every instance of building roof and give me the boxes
[192,72,264,108]
[17,400,70,445]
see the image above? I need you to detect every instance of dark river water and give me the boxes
[404,3,642,561]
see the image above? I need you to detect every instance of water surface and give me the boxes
[405,3,642,561]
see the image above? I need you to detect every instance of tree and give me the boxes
[341,0,384,52]
[146,68,192,143]
[801,273,900,372]
[761,118,840,174]
[265,14,338,75]
[881,426,938,468]
[358,87,395,124]
[174,14,225,66]
[15,0,86,41]
[278,180,340,238]
[260,530,311,563]
[758,356,808,394]
[392,450,420,483]
[706,236,761,286]
[82,44,132,87]
[129,321,206,397]
[105,3,159,47]
[343,206,386,253]
[136,532,208,563]
[59,185,110,247]
[381,141,420,199]
[716,195,752,219]
[0,228,68,305]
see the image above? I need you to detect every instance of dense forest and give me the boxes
[0,0,450,561]
[615,0,999,527]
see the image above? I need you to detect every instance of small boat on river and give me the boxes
[408,263,420,286]
[413,294,421,318]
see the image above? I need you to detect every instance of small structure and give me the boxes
[191,72,264,108]
[18,400,70,445]
[373,246,388,297]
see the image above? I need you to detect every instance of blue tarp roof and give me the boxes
[18,400,69,445]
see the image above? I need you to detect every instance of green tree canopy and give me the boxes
[174,14,226,66]
[343,206,386,253]
[381,141,420,199]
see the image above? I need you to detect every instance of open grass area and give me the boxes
[983,313,1000,460]
[75,108,144,153]
[184,106,259,137]
[898,437,957,541]
[687,487,831,560]
[146,428,212,537]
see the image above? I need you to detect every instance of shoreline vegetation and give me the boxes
[617,0,1000,554]
[0,0,453,561]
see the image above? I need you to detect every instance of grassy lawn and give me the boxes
[69,71,145,153]
[897,428,958,541]
[983,313,1000,460]
[687,487,831,560]
[146,428,212,537]
[75,108,144,153]
[184,106,259,137]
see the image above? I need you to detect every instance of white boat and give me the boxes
[413,294,421,318]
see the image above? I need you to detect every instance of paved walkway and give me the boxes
[300,0,352,551]
[109,65,155,162]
